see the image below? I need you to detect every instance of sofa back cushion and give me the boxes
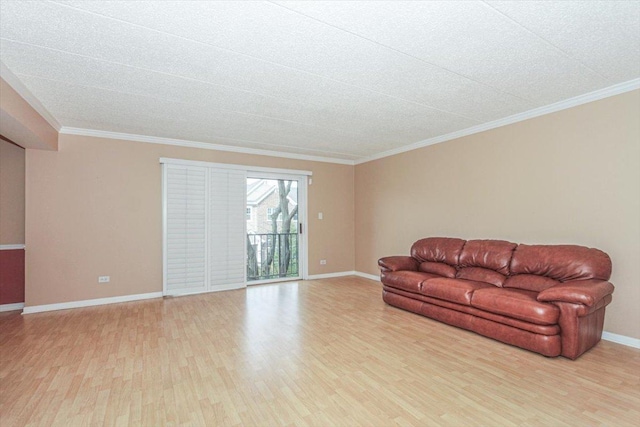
[503,274,560,292]
[459,240,517,274]
[457,267,506,287]
[510,244,612,282]
[455,239,517,286]
[418,261,457,278]
[411,237,466,266]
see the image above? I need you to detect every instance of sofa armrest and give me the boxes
[378,256,419,272]
[537,279,614,307]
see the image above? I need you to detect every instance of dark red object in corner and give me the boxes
[0,249,25,305]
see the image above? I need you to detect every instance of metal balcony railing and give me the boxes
[247,233,299,281]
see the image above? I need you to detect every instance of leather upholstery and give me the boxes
[378,256,418,272]
[378,237,614,359]
[410,237,465,265]
[554,301,608,359]
[471,288,559,325]
[459,239,516,275]
[537,279,614,307]
[419,261,457,278]
[383,290,562,357]
[420,278,493,305]
[456,267,506,287]
[380,271,438,294]
[504,274,559,292]
[510,244,612,281]
[385,285,560,336]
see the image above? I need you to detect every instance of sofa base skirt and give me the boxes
[383,289,562,358]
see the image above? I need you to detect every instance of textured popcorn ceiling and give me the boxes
[1,1,638,161]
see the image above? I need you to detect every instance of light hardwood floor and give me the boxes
[1,277,639,426]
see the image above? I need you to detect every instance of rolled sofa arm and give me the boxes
[378,256,419,272]
[537,279,614,307]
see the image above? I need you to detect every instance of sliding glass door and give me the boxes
[162,158,309,296]
[246,174,305,284]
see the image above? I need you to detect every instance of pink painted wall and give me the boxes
[0,249,25,305]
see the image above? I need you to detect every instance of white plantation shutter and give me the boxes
[164,165,207,295]
[209,169,246,288]
[163,162,247,296]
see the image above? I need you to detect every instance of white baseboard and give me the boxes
[22,292,163,314]
[306,271,380,281]
[0,244,25,250]
[354,271,380,281]
[602,332,640,349]
[306,271,356,280]
[165,283,245,297]
[0,302,25,312]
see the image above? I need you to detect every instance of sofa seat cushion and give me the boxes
[504,274,560,292]
[420,278,494,305]
[381,271,439,293]
[384,286,561,336]
[471,288,560,325]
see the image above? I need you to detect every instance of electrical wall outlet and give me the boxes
[98,276,110,283]
[320,259,327,265]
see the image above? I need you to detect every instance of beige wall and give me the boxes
[25,135,354,306]
[355,90,640,339]
[0,78,58,151]
[21,90,640,339]
[0,139,25,244]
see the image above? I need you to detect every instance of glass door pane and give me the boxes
[246,178,299,282]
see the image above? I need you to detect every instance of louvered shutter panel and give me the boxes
[165,165,207,295]
[209,169,246,289]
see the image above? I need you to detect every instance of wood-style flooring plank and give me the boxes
[1,277,639,426]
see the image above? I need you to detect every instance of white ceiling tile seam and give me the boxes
[43,0,487,123]
[0,36,387,129]
[267,0,532,103]
[480,0,612,83]
[266,1,616,103]
[11,70,371,140]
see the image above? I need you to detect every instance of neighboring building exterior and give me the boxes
[246,179,298,235]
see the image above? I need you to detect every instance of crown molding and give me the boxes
[16,73,640,166]
[0,61,61,131]
[159,157,313,176]
[354,78,640,165]
[59,127,356,165]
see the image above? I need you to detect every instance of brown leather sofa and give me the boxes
[378,238,614,359]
